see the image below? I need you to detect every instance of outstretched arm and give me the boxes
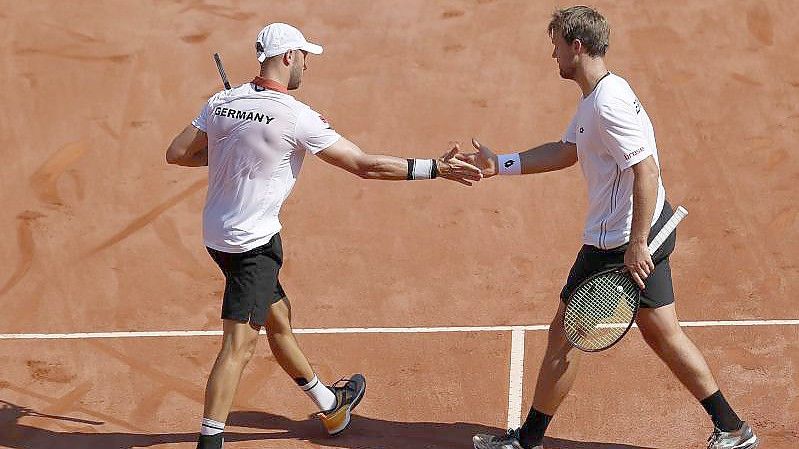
[458,138,577,178]
[316,137,483,185]
[166,124,208,167]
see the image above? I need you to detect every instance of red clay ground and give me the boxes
[0,332,511,449]
[1,0,797,448]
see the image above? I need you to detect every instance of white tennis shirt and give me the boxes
[192,83,341,253]
[563,73,666,249]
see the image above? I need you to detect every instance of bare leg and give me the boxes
[265,297,314,381]
[636,303,718,400]
[531,301,583,414]
[203,319,260,421]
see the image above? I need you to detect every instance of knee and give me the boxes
[640,325,683,350]
[543,324,574,363]
[266,315,293,339]
[223,335,258,363]
[548,312,564,336]
[640,329,661,350]
[265,300,294,338]
[266,325,294,345]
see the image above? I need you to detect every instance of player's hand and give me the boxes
[437,143,483,186]
[454,138,498,177]
[624,241,654,289]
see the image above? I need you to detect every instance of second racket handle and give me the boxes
[214,52,231,90]
[647,206,688,254]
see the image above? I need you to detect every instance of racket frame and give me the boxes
[563,206,688,352]
[565,266,641,352]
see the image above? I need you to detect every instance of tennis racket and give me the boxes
[563,206,688,352]
[213,52,231,89]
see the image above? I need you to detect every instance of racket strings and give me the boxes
[564,272,638,350]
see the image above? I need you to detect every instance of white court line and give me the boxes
[293,325,520,334]
[506,327,526,430]
[0,319,797,340]
[2,319,797,435]
[678,320,799,327]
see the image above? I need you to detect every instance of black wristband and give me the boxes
[406,159,415,180]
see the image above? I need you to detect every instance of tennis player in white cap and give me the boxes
[166,22,482,449]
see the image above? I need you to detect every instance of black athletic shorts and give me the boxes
[560,201,677,309]
[206,233,287,326]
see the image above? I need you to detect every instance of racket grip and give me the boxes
[213,52,231,90]
[647,206,688,253]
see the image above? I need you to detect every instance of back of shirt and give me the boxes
[192,83,340,253]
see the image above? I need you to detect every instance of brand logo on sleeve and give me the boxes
[319,114,334,130]
[625,146,646,160]
[633,99,641,114]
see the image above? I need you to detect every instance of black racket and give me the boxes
[563,206,688,352]
[213,52,231,89]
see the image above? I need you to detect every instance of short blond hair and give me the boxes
[547,6,609,57]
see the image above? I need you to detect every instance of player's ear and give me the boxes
[282,51,292,66]
[572,38,583,55]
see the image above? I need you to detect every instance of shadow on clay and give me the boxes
[0,401,661,449]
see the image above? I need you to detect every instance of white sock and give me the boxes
[299,375,337,411]
[200,417,225,436]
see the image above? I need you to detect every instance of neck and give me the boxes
[258,65,290,91]
[252,76,288,93]
[575,58,609,97]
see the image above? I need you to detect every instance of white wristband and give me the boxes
[406,158,438,180]
[497,153,522,175]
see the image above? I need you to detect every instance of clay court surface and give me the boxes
[1,0,797,447]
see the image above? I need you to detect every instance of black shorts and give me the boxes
[206,233,287,326]
[560,201,677,309]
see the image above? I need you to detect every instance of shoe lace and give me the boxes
[331,377,356,390]
[330,377,358,401]
[707,428,722,448]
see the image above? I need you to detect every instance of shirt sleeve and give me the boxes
[191,100,211,132]
[597,97,652,169]
[295,108,342,154]
[562,111,578,144]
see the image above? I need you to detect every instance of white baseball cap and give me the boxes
[255,23,323,63]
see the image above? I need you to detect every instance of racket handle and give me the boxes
[647,206,688,253]
[213,52,231,90]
